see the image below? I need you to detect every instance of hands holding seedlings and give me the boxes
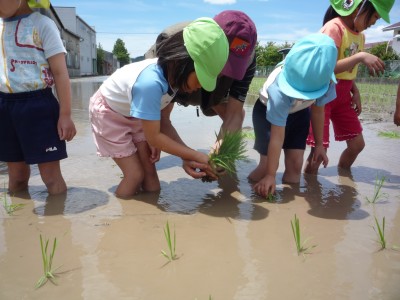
[182,159,218,180]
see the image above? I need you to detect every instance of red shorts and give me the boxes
[307,79,362,148]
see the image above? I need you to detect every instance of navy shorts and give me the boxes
[252,98,310,155]
[0,89,67,164]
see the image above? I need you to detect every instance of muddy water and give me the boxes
[1,78,399,300]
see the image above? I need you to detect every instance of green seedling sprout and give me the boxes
[35,234,61,289]
[366,174,388,204]
[290,214,316,256]
[266,193,277,203]
[1,186,25,216]
[208,131,248,176]
[378,131,400,139]
[373,216,386,250]
[161,221,177,261]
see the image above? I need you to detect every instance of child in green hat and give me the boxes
[305,0,395,174]
[89,18,229,198]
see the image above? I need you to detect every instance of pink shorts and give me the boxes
[89,90,146,158]
[307,80,363,148]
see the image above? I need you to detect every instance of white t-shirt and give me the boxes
[100,58,175,120]
[0,12,65,93]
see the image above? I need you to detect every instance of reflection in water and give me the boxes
[303,171,369,220]
[33,187,109,216]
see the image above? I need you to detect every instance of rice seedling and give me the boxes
[378,130,400,139]
[161,221,178,261]
[373,216,386,250]
[366,174,388,204]
[35,234,61,289]
[208,131,248,176]
[1,188,25,216]
[290,214,316,256]
[266,193,277,203]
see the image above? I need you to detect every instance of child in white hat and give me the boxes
[249,33,338,197]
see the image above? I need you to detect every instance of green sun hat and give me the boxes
[183,17,229,92]
[28,0,50,9]
[330,0,363,16]
[370,0,395,23]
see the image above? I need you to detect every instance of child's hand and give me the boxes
[57,115,76,141]
[351,87,362,115]
[361,53,385,76]
[253,174,276,197]
[149,146,160,163]
[313,145,328,168]
[182,159,217,180]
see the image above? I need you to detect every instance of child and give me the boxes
[304,0,395,174]
[0,0,76,195]
[249,33,338,197]
[89,17,229,198]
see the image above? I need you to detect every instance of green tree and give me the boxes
[113,38,130,67]
[367,42,399,61]
[97,43,105,75]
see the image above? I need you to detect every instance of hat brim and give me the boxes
[220,54,248,81]
[195,62,217,92]
[278,72,336,100]
[374,7,390,23]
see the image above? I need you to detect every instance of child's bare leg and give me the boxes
[113,155,144,198]
[338,134,365,169]
[248,154,268,182]
[38,161,67,195]
[136,141,160,192]
[303,147,322,175]
[283,149,304,183]
[7,162,30,193]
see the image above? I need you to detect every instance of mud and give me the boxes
[0,78,399,300]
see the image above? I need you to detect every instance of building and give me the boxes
[36,6,81,78]
[54,6,97,76]
[383,21,400,54]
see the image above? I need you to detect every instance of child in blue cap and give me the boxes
[249,33,338,197]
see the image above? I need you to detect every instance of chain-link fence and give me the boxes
[255,60,400,81]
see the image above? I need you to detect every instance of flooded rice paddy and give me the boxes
[0,77,399,300]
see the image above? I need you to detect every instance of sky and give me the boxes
[50,0,400,58]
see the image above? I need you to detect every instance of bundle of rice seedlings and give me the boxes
[207,131,248,178]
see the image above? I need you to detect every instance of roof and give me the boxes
[383,22,400,32]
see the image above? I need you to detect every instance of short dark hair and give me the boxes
[156,31,195,92]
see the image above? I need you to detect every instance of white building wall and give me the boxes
[54,6,97,76]
[77,18,96,76]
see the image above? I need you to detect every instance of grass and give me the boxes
[373,216,386,250]
[249,79,398,118]
[161,221,178,261]
[35,234,61,289]
[366,174,388,204]
[208,131,248,176]
[1,188,25,216]
[378,131,400,139]
[290,214,316,256]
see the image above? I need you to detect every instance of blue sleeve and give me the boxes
[315,82,337,106]
[130,65,168,120]
[266,79,292,127]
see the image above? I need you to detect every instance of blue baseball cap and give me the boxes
[278,33,338,100]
